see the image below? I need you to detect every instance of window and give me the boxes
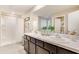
[38,16,54,32]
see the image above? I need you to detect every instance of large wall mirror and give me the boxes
[38,10,79,36]
[38,15,68,34]
[68,10,79,35]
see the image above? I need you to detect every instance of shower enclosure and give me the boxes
[0,12,23,46]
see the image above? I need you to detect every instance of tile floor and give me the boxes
[0,43,26,54]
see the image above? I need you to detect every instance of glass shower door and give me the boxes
[0,16,6,46]
[1,15,18,46]
[6,16,17,43]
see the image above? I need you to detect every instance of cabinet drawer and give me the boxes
[27,36,30,40]
[29,42,36,54]
[44,42,56,54]
[36,46,49,54]
[30,37,36,43]
[36,40,43,47]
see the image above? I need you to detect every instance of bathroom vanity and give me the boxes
[24,33,79,54]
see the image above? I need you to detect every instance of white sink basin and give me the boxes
[61,37,73,42]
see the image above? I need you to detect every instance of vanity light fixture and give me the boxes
[24,17,30,21]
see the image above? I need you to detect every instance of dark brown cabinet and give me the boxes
[24,35,77,54]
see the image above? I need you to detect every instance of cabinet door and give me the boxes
[36,46,49,54]
[44,42,56,54]
[24,39,29,53]
[29,42,36,54]
[57,47,76,54]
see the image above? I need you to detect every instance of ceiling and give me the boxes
[0,5,78,16]
[0,5,35,14]
[34,5,79,16]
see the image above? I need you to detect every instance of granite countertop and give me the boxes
[24,33,79,53]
